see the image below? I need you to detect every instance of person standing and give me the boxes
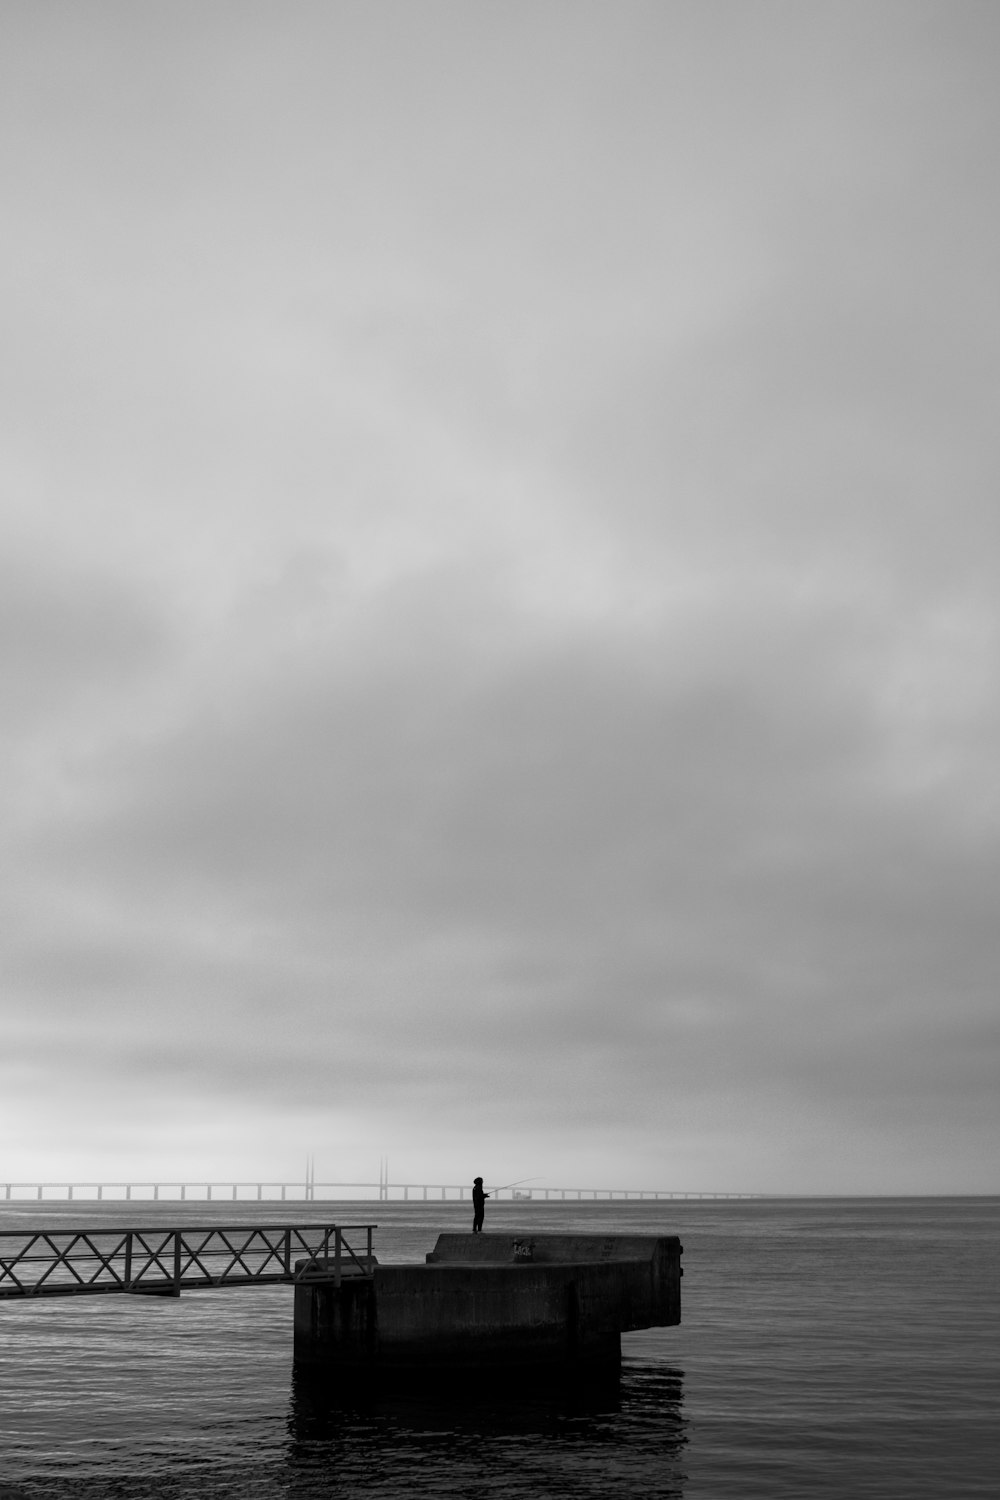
[472,1176,489,1234]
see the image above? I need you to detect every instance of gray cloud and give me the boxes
[0,558,164,726]
[2,2,998,1192]
[6,548,995,1186]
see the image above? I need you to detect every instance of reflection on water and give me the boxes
[284,1362,687,1499]
[8,1357,687,1499]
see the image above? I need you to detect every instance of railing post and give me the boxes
[334,1227,342,1288]
[367,1226,373,1271]
[173,1231,182,1296]
[125,1231,133,1288]
[283,1228,292,1277]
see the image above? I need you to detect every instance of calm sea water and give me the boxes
[0,1197,996,1498]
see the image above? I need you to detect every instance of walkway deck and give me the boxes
[0,1223,375,1299]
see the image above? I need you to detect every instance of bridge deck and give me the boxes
[0,1223,375,1299]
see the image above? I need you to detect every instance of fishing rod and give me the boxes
[488,1176,543,1194]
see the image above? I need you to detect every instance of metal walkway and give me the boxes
[0,1223,375,1300]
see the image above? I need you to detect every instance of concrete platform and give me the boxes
[293,1232,682,1380]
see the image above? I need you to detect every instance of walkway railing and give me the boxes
[0,1223,375,1300]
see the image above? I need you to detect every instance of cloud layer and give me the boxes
[2,3,998,1192]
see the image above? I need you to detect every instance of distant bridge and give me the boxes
[2,1180,760,1204]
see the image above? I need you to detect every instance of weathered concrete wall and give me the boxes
[294,1269,377,1369]
[293,1234,682,1376]
[427,1232,679,1267]
[427,1233,682,1329]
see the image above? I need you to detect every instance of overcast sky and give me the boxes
[2,2,998,1195]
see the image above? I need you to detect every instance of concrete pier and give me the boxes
[293,1232,682,1380]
